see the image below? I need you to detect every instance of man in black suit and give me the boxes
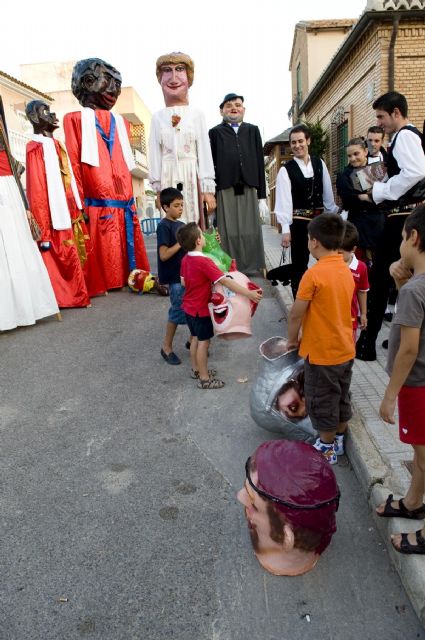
[209,93,267,275]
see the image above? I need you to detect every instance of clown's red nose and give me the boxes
[211,292,224,305]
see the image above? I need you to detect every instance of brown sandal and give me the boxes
[191,368,217,379]
[197,377,225,389]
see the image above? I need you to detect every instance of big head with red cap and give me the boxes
[237,439,339,576]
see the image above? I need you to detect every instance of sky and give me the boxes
[2,0,367,142]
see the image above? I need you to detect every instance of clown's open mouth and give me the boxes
[212,305,230,325]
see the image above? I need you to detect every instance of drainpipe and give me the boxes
[388,14,400,91]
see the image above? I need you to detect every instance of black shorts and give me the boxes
[185,313,214,342]
[304,359,353,432]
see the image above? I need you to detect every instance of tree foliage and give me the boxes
[302,119,328,159]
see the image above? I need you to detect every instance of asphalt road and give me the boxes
[0,237,424,639]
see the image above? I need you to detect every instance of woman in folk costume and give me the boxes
[0,114,58,331]
[25,100,90,308]
[63,58,150,296]
[149,52,216,227]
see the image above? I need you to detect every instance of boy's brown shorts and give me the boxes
[304,359,353,432]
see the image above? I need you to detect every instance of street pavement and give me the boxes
[0,230,424,639]
[263,223,425,627]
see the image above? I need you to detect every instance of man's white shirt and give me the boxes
[275,157,338,233]
[372,126,425,204]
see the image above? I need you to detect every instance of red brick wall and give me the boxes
[301,17,425,184]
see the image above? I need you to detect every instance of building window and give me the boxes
[296,62,302,106]
[331,106,350,177]
[336,120,348,173]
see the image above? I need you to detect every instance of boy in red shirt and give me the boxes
[177,223,263,389]
[339,221,369,342]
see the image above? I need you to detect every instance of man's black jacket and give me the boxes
[209,121,266,198]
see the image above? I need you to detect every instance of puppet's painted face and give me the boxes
[32,102,59,133]
[81,65,122,110]
[160,64,189,107]
[277,387,307,419]
[237,442,339,576]
[237,470,282,559]
[209,271,257,340]
[220,99,245,123]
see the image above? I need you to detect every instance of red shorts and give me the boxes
[398,386,425,445]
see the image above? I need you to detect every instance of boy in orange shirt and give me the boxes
[287,214,355,464]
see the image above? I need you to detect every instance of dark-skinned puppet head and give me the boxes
[25,101,59,136]
[71,58,122,110]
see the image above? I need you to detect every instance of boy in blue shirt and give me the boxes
[157,188,186,365]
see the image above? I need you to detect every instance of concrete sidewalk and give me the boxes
[262,223,425,626]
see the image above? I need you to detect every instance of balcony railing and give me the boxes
[132,148,147,168]
[9,129,31,164]
[129,135,146,156]
[130,146,148,179]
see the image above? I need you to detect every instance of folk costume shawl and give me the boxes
[31,134,83,230]
[80,107,136,171]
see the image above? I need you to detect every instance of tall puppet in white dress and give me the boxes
[149,52,216,227]
[0,112,58,331]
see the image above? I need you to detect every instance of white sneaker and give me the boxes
[313,438,338,465]
[334,434,345,456]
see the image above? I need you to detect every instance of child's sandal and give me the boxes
[191,368,217,379]
[197,377,225,389]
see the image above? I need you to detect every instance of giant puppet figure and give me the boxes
[149,52,216,227]
[0,103,59,331]
[63,58,150,295]
[209,93,268,275]
[237,440,340,576]
[25,101,90,308]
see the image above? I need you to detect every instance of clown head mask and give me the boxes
[208,271,260,340]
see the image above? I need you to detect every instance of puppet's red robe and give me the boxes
[63,110,150,294]
[26,139,90,308]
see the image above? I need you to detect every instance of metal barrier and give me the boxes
[141,217,161,236]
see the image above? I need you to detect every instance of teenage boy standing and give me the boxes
[275,124,339,298]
